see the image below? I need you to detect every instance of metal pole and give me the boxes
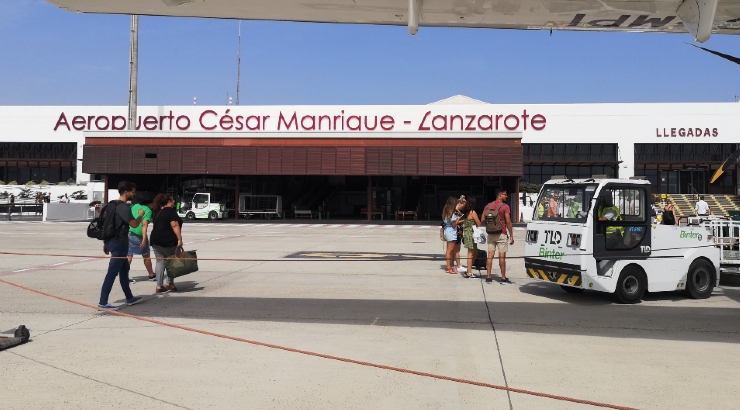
[127,15,139,131]
[236,21,241,106]
[234,175,240,220]
[367,176,372,221]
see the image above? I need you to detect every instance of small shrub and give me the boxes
[70,189,88,200]
[0,180,5,185]
[25,180,36,186]
[520,182,543,193]
[40,180,50,186]
[18,188,33,199]
[7,181,18,185]
[57,181,67,186]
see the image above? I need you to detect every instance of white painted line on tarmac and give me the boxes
[384,225,396,229]
[419,226,431,229]
[347,225,359,228]
[401,225,413,229]
[48,262,68,267]
[327,224,343,228]
[12,269,31,273]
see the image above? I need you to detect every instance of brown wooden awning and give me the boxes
[83,137,522,177]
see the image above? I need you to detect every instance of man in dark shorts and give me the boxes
[98,181,146,310]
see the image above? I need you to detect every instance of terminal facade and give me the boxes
[1,96,738,219]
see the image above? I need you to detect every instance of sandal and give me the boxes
[166,284,178,291]
[156,287,169,293]
[446,268,457,274]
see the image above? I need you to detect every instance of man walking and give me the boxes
[98,181,146,310]
[6,194,14,221]
[482,189,515,284]
[695,195,711,217]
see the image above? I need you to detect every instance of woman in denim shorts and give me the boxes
[127,194,155,281]
[442,197,465,274]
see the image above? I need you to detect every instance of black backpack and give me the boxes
[87,200,122,241]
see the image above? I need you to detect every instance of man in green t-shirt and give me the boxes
[127,193,155,281]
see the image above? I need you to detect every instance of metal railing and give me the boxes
[1,203,44,219]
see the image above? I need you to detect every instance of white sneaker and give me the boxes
[457,266,467,273]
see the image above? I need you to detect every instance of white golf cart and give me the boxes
[178,192,225,221]
[524,176,720,304]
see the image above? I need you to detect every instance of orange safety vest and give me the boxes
[548,198,557,217]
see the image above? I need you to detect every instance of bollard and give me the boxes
[318,212,322,220]
[283,211,286,220]
[327,212,330,219]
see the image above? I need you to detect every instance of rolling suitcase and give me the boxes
[473,250,487,275]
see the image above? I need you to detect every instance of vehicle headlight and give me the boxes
[567,233,581,248]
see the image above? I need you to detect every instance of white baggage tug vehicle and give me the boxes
[524,176,720,304]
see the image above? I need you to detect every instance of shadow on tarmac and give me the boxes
[124,284,740,344]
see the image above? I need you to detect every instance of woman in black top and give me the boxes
[150,194,183,292]
[662,203,676,226]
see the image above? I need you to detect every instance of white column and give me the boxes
[619,141,635,178]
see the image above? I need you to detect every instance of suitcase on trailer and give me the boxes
[473,250,487,273]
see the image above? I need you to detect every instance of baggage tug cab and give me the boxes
[524,177,719,303]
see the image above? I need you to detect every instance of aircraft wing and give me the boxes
[46,0,740,42]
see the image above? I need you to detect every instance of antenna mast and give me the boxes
[236,21,241,106]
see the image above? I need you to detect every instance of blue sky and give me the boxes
[1,0,739,106]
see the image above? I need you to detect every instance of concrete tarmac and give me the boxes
[0,220,738,410]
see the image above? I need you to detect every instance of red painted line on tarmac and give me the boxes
[0,277,639,410]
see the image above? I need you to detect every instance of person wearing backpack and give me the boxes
[481,189,515,284]
[97,181,146,310]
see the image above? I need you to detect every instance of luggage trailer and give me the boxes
[524,177,726,304]
[238,194,282,219]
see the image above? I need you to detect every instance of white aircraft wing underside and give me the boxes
[46,0,740,37]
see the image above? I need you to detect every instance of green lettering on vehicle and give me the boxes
[538,246,565,260]
[680,230,699,239]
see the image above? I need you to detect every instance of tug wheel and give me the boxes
[560,285,584,293]
[615,266,646,304]
[685,259,715,299]
[208,211,218,220]
[185,212,195,220]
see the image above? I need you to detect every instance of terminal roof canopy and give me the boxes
[430,95,488,105]
[45,0,740,42]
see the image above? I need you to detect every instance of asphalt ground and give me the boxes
[1,221,739,410]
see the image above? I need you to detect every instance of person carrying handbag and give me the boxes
[150,194,184,293]
[461,197,482,279]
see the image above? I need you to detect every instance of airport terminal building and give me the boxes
[1,96,738,219]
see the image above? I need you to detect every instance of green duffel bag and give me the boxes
[166,248,199,279]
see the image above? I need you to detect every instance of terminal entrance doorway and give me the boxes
[658,169,706,194]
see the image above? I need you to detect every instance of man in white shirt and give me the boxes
[695,196,711,216]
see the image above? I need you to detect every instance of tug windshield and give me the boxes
[533,184,598,222]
